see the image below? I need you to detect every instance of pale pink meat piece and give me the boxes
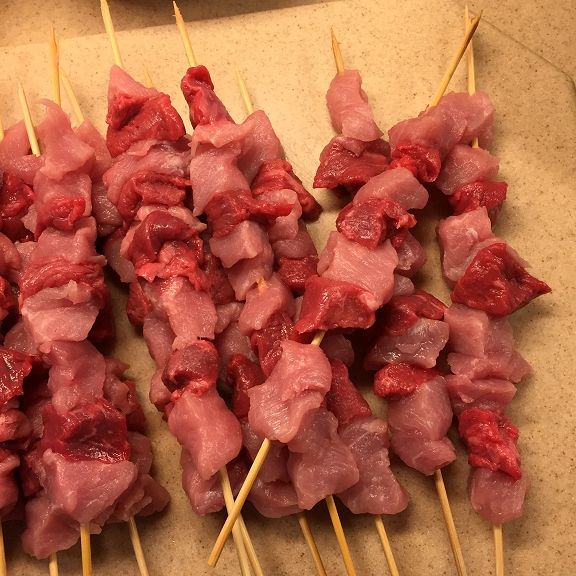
[320,332,355,366]
[149,369,172,411]
[338,416,409,514]
[104,233,137,283]
[354,167,429,209]
[445,304,532,383]
[440,91,494,147]
[227,241,274,300]
[91,181,123,236]
[36,100,94,181]
[388,377,456,475]
[45,341,106,413]
[287,408,359,509]
[249,477,301,518]
[22,282,101,347]
[167,387,242,480]
[75,120,113,179]
[326,70,383,142]
[107,64,158,109]
[42,450,138,524]
[365,318,450,369]
[209,220,270,268]
[21,494,81,559]
[318,232,397,311]
[395,231,427,277]
[215,302,243,334]
[0,122,43,185]
[248,341,332,443]
[0,452,19,516]
[238,273,296,335]
[104,143,189,205]
[143,313,175,367]
[445,375,517,414]
[435,144,500,196]
[469,467,527,524]
[191,110,282,182]
[241,420,290,483]
[437,207,496,282]
[157,277,217,348]
[272,222,318,259]
[189,144,250,215]
[215,321,256,373]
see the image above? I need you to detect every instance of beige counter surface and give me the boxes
[0,1,575,575]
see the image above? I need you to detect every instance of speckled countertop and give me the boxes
[0,1,575,575]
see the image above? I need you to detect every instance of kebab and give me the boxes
[5,52,168,573]
[98,2,262,573]
[434,9,550,575]
[170,10,365,573]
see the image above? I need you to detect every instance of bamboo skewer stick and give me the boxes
[173,2,196,67]
[0,521,6,576]
[331,28,345,75]
[297,513,327,576]
[128,518,150,576]
[80,524,92,576]
[61,72,85,124]
[374,516,400,576]
[463,8,503,575]
[48,554,59,576]
[50,25,61,106]
[218,468,256,576]
[325,495,356,576]
[0,116,4,141]
[100,0,123,68]
[430,11,482,107]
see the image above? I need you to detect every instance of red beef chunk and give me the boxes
[252,158,322,221]
[295,276,376,334]
[458,407,522,480]
[336,198,416,250]
[326,359,372,427]
[277,256,319,294]
[373,363,439,399]
[313,137,390,192]
[162,341,219,395]
[227,354,265,419]
[449,180,507,221]
[180,65,233,127]
[452,242,551,316]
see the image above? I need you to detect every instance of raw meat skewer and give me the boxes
[98,2,259,574]
[172,8,332,575]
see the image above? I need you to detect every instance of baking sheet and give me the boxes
[1,1,574,574]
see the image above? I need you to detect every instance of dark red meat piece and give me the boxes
[390,144,441,182]
[0,348,32,408]
[204,189,292,238]
[117,172,188,224]
[36,196,86,234]
[203,248,236,305]
[226,354,265,419]
[336,198,416,250]
[41,399,130,463]
[88,296,116,346]
[252,158,322,221]
[452,242,551,316]
[19,258,104,302]
[295,276,375,334]
[449,180,508,221]
[126,281,153,327]
[106,93,186,157]
[0,278,14,317]
[250,311,296,376]
[180,65,233,127]
[373,363,439,399]
[313,137,390,192]
[277,256,319,294]
[382,290,447,336]
[0,172,35,241]
[458,408,521,480]
[162,341,219,395]
[21,443,43,497]
[326,360,372,427]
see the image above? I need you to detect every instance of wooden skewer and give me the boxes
[374,516,400,576]
[218,468,257,576]
[0,116,4,141]
[128,517,150,576]
[173,2,197,67]
[297,513,327,576]
[429,11,482,106]
[100,0,124,68]
[325,495,356,576]
[17,83,41,156]
[0,521,6,576]
[434,470,467,576]
[80,524,92,576]
[48,554,59,576]
[142,66,154,89]
[463,8,503,575]
[49,25,61,106]
[331,28,345,75]
[61,72,85,124]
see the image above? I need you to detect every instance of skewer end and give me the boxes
[330,27,345,74]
